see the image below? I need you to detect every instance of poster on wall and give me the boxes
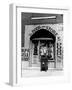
[23,49,29,61]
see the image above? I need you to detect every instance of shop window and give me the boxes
[57,43,62,58]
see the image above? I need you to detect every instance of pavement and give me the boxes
[22,67,63,77]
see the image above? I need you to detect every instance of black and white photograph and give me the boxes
[21,12,63,77]
[9,4,70,86]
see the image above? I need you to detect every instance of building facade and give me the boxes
[21,13,63,73]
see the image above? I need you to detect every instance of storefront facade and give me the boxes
[21,24,63,70]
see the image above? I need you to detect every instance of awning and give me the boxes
[32,38,53,40]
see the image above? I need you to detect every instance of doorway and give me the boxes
[30,29,56,70]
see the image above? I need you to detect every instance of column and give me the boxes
[38,40,40,67]
[54,36,57,68]
[29,40,32,67]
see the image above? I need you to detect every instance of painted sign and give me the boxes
[30,26,57,37]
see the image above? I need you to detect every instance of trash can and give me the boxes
[40,55,48,71]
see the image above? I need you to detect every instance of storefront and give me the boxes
[21,25,63,71]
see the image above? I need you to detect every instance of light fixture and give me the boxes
[31,16,56,20]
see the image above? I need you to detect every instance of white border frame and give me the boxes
[9,4,70,86]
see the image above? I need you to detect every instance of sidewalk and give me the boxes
[22,68,63,77]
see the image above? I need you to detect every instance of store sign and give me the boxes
[30,26,57,36]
